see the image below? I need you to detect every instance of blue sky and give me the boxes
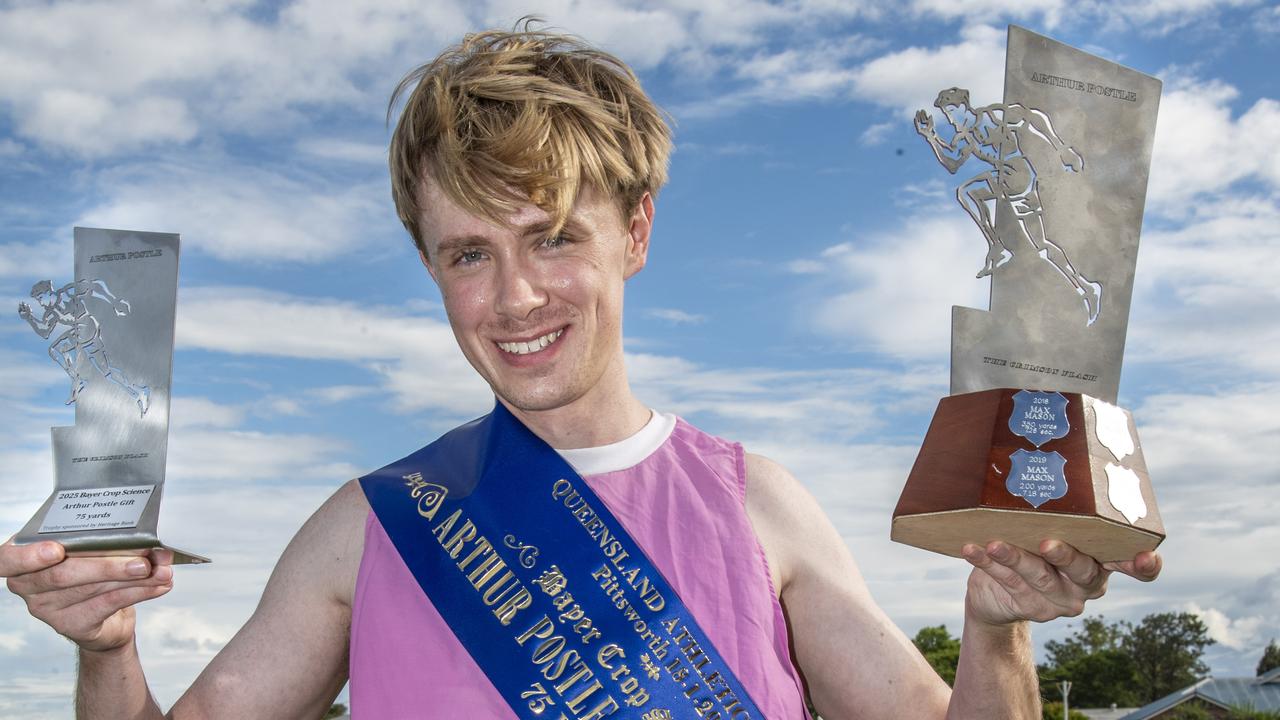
[1,1,1277,716]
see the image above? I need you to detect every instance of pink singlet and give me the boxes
[349,413,811,719]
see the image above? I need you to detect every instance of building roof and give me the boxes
[1080,707,1137,720]
[1121,668,1280,719]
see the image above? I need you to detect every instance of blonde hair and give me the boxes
[388,23,673,254]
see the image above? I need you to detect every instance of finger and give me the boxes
[37,566,173,614]
[981,541,1069,599]
[0,540,65,578]
[148,548,174,568]
[1102,551,1161,582]
[962,542,1036,595]
[1040,540,1108,596]
[8,555,154,596]
[61,584,173,639]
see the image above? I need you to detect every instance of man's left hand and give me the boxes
[961,540,1161,626]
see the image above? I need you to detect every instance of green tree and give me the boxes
[1038,616,1141,707]
[1044,616,1127,666]
[1258,639,1280,676]
[912,624,961,686]
[323,703,348,718]
[1125,612,1215,703]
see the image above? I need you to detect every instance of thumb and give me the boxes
[0,539,65,578]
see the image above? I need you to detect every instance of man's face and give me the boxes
[417,176,651,414]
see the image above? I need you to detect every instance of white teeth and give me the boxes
[498,329,563,355]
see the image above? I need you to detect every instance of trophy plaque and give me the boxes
[13,227,208,565]
[891,27,1165,561]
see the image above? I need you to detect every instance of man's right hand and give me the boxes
[0,540,174,653]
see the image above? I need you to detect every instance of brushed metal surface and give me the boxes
[14,227,207,564]
[917,26,1161,403]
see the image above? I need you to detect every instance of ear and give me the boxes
[623,192,655,280]
[419,245,439,284]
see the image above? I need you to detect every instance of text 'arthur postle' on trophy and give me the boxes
[13,227,207,565]
[890,27,1165,561]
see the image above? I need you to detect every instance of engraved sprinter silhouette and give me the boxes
[18,278,151,416]
[915,87,1103,325]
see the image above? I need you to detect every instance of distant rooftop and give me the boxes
[1122,667,1280,719]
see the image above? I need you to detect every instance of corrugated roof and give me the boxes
[1121,673,1280,719]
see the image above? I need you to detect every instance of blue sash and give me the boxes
[360,402,765,719]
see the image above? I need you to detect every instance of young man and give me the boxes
[1,27,1159,719]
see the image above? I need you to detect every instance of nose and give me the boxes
[493,256,548,320]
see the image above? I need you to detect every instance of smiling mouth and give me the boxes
[496,329,564,356]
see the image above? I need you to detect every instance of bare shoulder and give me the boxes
[277,478,370,608]
[742,452,849,594]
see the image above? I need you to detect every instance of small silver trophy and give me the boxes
[891,27,1165,561]
[13,227,207,564]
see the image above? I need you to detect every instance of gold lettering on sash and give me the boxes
[431,508,461,543]
[457,536,494,572]
[551,479,667,612]
[439,517,477,559]
[404,473,448,520]
[494,587,532,627]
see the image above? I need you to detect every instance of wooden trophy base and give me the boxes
[891,388,1164,562]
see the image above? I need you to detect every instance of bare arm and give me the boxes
[743,454,951,719]
[743,454,1160,719]
[167,479,367,718]
[2,479,368,720]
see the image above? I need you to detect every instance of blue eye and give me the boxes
[457,249,484,265]
[541,235,566,249]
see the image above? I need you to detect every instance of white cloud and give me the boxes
[910,0,1069,27]
[645,307,707,324]
[1189,603,1265,651]
[1147,78,1280,213]
[674,35,878,117]
[0,351,64,401]
[20,91,196,157]
[0,632,25,653]
[0,239,67,281]
[79,160,389,263]
[177,286,490,415]
[907,0,1260,33]
[170,396,246,430]
[859,121,895,146]
[851,24,1005,116]
[1128,197,1280,375]
[795,214,990,358]
[1136,384,1280,484]
[296,138,388,164]
[0,0,470,156]
[169,427,360,483]
[0,0,885,157]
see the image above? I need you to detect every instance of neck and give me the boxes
[498,356,650,450]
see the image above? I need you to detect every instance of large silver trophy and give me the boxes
[13,227,207,564]
[891,27,1165,561]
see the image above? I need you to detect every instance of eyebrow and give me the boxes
[434,217,585,254]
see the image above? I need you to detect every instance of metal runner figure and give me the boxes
[915,87,1103,325]
[18,278,151,416]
